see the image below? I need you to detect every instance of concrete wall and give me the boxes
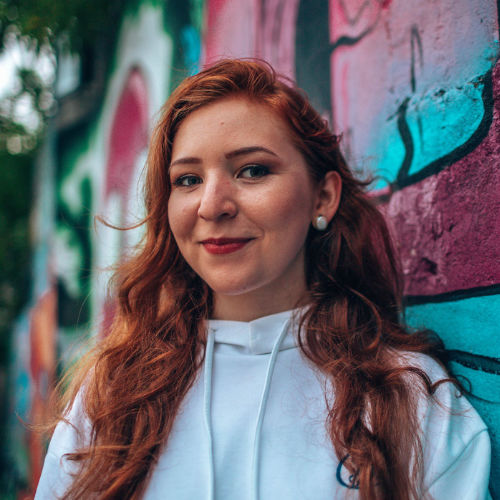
[11,0,499,495]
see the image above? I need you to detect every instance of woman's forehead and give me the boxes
[170,97,299,162]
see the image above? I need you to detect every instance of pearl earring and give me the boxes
[313,215,328,231]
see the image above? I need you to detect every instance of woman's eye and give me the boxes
[239,165,270,179]
[174,175,202,187]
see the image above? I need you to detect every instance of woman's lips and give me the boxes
[200,238,253,255]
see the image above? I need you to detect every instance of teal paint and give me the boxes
[8,311,31,482]
[181,25,201,74]
[406,295,500,496]
[406,82,485,177]
[164,0,203,92]
[467,395,500,496]
[447,361,500,403]
[368,79,486,186]
[371,119,407,189]
[405,294,500,360]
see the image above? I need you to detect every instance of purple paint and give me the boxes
[385,61,500,296]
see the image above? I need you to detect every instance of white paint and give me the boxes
[56,48,81,97]
[56,3,173,335]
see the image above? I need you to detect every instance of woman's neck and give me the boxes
[212,288,310,322]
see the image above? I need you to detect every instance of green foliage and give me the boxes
[0,0,129,339]
[0,0,128,155]
[0,66,49,154]
[0,0,126,54]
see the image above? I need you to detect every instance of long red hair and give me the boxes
[53,59,447,499]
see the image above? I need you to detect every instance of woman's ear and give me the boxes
[313,170,342,223]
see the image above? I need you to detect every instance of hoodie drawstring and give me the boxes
[251,318,291,500]
[204,318,291,500]
[204,328,216,500]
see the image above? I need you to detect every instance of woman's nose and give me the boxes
[197,176,237,221]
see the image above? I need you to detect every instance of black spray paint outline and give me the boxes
[405,284,500,375]
[445,350,500,377]
[330,0,381,51]
[292,0,500,376]
[392,69,494,190]
[323,6,496,190]
[390,0,500,190]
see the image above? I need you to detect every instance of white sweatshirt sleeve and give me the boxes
[425,428,491,500]
[409,354,492,500]
[35,393,90,499]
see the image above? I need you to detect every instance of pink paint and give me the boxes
[254,0,300,79]
[202,0,258,65]
[203,0,234,64]
[329,0,381,44]
[105,69,149,200]
[329,0,385,135]
[202,0,299,79]
[340,60,350,133]
[101,69,149,334]
[385,60,500,296]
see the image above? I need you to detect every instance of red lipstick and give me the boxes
[201,238,252,255]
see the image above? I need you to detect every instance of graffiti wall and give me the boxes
[11,0,499,496]
[203,0,500,494]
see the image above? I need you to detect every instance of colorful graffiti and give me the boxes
[204,1,500,494]
[10,0,500,496]
[8,2,175,494]
[98,68,149,332]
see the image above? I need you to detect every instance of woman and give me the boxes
[36,59,491,500]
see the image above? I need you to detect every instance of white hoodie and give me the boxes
[36,309,491,499]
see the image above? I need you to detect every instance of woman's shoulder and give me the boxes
[45,387,91,459]
[35,389,91,499]
[396,350,487,428]
[395,351,491,498]
[396,350,450,382]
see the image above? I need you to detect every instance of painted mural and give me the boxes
[10,0,499,496]
[203,1,500,495]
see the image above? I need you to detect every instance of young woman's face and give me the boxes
[168,97,323,316]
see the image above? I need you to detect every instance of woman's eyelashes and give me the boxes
[171,164,271,187]
[238,164,270,179]
[173,174,202,187]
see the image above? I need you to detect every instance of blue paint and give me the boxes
[181,25,201,75]
[405,294,500,359]
[406,294,500,495]
[468,396,500,496]
[369,80,486,186]
[446,361,500,403]
[11,313,31,418]
[371,122,407,189]
[405,83,485,177]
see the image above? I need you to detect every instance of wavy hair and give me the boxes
[53,59,447,499]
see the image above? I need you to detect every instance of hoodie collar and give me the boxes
[203,310,297,500]
[207,309,301,355]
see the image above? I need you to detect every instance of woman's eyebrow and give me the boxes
[170,146,279,168]
[225,146,278,159]
[170,156,202,168]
